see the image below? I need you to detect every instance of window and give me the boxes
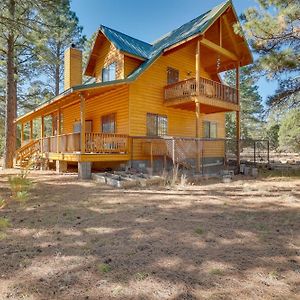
[73,120,92,133]
[101,113,116,133]
[204,121,217,138]
[147,113,168,136]
[167,67,179,85]
[102,62,116,82]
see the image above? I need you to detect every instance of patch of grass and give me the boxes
[268,270,280,280]
[15,191,30,203]
[0,199,6,209]
[255,223,268,232]
[135,272,149,281]
[209,268,225,276]
[0,218,11,230]
[195,226,204,235]
[97,263,111,273]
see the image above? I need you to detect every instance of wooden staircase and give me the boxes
[15,139,41,168]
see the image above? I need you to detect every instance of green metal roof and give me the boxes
[100,25,152,59]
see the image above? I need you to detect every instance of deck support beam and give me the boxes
[80,93,86,154]
[236,63,240,169]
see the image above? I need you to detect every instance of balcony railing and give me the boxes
[41,133,128,154]
[164,77,238,104]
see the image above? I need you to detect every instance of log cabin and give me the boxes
[15,0,252,178]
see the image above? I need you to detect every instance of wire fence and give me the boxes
[130,136,270,175]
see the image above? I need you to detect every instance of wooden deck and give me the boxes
[16,133,130,166]
[164,77,239,112]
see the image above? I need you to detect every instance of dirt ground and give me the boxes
[0,170,299,300]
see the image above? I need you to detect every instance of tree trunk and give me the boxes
[55,43,61,96]
[4,0,17,169]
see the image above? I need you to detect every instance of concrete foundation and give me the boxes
[56,160,67,173]
[78,162,92,179]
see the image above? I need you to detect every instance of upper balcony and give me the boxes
[164,77,239,113]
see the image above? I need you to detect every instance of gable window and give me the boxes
[102,113,116,133]
[167,67,179,85]
[147,113,168,136]
[102,62,116,82]
[204,121,217,138]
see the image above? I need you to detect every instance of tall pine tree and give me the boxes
[236,0,300,108]
[224,67,264,140]
[38,0,85,96]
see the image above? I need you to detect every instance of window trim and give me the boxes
[203,121,218,139]
[146,113,168,137]
[167,67,179,85]
[101,113,116,134]
[102,62,117,82]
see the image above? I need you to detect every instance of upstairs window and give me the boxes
[147,113,168,136]
[204,121,217,138]
[102,113,116,133]
[102,62,116,82]
[167,67,179,85]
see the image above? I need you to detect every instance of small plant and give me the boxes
[0,218,11,240]
[97,263,111,273]
[15,191,30,203]
[0,199,6,209]
[179,173,189,187]
[135,272,149,281]
[0,218,11,230]
[8,170,32,204]
[170,164,179,186]
[209,268,225,276]
[195,226,204,235]
[268,270,280,280]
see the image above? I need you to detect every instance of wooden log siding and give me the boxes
[164,77,238,104]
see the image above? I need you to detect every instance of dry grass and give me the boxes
[0,169,299,300]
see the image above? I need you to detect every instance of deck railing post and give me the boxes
[80,93,86,154]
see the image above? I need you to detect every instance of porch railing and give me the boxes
[164,77,238,104]
[40,132,128,154]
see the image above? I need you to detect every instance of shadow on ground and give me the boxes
[0,171,299,299]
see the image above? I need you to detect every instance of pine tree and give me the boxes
[38,0,85,96]
[0,0,60,168]
[236,0,300,108]
[224,67,264,140]
[278,109,300,152]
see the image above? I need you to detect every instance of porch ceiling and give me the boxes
[16,83,127,124]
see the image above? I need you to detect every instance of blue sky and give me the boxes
[70,0,278,103]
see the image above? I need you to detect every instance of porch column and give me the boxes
[56,109,61,153]
[52,114,55,136]
[80,93,86,154]
[195,39,201,173]
[40,116,44,154]
[21,122,24,145]
[236,63,240,168]
[30,120,33,140]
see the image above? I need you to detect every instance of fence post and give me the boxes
[172,138,175,167]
